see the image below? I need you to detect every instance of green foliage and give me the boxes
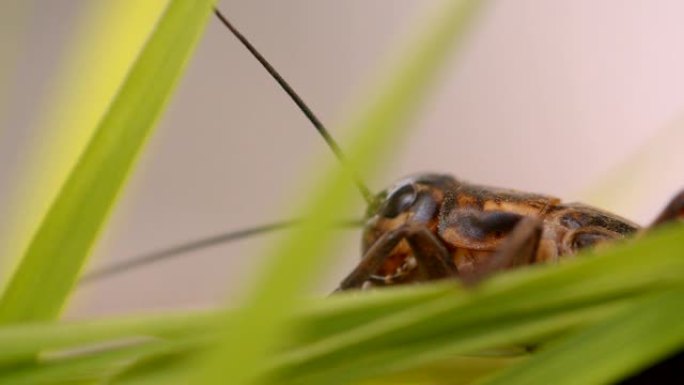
[190,1,485,385]
[481,288,684,385]
[0,0,214,323]
[0,225,682,384]
[0,0,682,384]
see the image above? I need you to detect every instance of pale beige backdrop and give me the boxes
[1,1,683,317]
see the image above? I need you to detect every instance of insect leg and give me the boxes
[649,190,684,228]
[461,217,543,286]
[406,226,460,281]
[336,225,457,291]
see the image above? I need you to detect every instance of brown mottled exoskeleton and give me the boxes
[336,174,684,291]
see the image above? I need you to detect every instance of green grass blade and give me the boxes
[0,0,214,324]
[1,1,170,284]
[107,225,684,385]
[280,301,627,385]
[2,227,679,384]
[191,1,486,385]
[479,288,684,385]
[270,224,684,384]
[358,356,524,385]
[0,313,214,366]
[5,224,680,384]
[0,284,452,366]
[0,343,169,385]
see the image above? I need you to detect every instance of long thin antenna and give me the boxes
[79,218,363,285]
[213,7,374,204]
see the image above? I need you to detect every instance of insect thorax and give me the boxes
[361,173,640,285]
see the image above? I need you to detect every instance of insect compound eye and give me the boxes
[379,183,418,218]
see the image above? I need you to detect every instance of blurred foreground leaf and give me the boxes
[1,1,682,385]
[481,288,684,385]
[1,224,682,384]
[0,0,214,324]
[191,1,487,385]
[0,1,169,282]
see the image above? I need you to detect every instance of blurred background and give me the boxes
[1,0,683,318]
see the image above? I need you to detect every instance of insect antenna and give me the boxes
[213,7,374,204]
[80,8,375,285]
[80,218,363,284]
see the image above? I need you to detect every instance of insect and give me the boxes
[336,172,683,290]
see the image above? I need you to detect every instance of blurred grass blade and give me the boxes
[0,0,214,324]
[480,288,684,385]
[0,341,175,385]
[1,1,169,284]
[0,284,452,365]
[102,224,684,384]
[0,312,214,365]
[193,1,486,384]
[270,224,684,384]
[339,0,485,177]
[279,302,626,385]
[1,225,683,384]
[357,356,524,385]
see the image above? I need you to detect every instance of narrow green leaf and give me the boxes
[358,355,524,385]
[0,340,174,385]
[0,312,213,365]
[280,301,629,385]
[3,225,681,384]
[109,225,684,385]
[1,1,170,286]
[0,284,452,366]
[270,224,684,383]
[192,1,486,385]
[0,0,214,324]
[480,288,684,385]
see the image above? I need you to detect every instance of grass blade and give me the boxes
[3,225,683,384]
[479,288,684,385]
[1,1,169,283]
[191,1,486,384]
[271,224,684,384]
[0,313,213,366]
[0,340,180,385]
[0,0,214,324]
[105,225,684,385]
[0,284,452,366]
